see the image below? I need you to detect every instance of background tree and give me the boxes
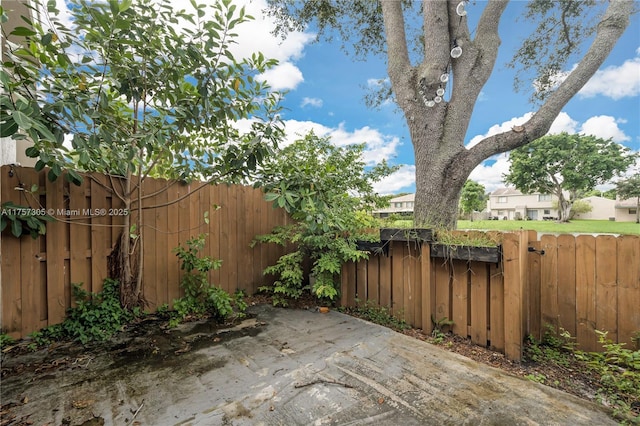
[253,132,395,305]
[583,189,617,200]
[265,0,635,229]
[616,174,640,223]
[504,133,635,222]
[459,179,486,219]
[552,199,593,220]
[1,0,284,307]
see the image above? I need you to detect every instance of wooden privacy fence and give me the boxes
[1,165,290,338]
[341,230,640,360]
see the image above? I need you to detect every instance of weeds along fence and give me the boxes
[341,230,640,360]
[1,165,290,338]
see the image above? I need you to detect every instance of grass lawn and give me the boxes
[389,219,640,235]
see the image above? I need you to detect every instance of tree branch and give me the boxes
[381,0,413,107]
[464,0,634,172]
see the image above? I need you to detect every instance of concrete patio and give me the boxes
[1,305,614,425]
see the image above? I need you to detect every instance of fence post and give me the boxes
[420,241,433,334]
[502,230,529,361]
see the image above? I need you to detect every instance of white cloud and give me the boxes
[579,56,640,100]
[469,155,510,193]
[256,62,304,90]
[466,113,533,148]
[579,115,630,142]
[300,97,323,108]
[548,112,579,134]
[373,165,416,194]
[466,111,627,192]
[277,120,402,166]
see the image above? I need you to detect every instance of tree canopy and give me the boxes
[616,174,640,223]
[459,180,486,218]
[504,133,636,222]
[265,0,636,229]
[1,0,284,306]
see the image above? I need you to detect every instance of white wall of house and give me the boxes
[573,196,616,220]
[615,197,639,222]
[373,194,415,217]
[487,188,558,220]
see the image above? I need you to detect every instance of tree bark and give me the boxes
[381,0,634,229]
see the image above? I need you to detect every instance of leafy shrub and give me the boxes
[0,333,15,348]
[169,235,244,327]
[27,278,134,347]
[254,132,394,305]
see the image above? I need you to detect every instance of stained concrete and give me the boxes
[1,305,615,425]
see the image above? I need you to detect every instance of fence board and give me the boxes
[391,242,404,317]
[90,174,109,294]
[412,245,423,329]
[69,174,91,296]
[142,178,158,309]
[527,240,542,341]
[575,235,597,352]
[420,244,433,334]
[402,243,416,325]
[470,262,488,346]
[341,262,356,307]
[1,166,293,338]
[166,183,180,307]
[379,253,392,310]
[503,231,527,360]
[540,235,558,331]
[595,235,618,343]
[367,255,380,305]
[356,260,367,303]
[557,234,576,336]
[451,260,468,337]
[45,173,66,326]
[489,263,504,352]
[617,235,640,347]
[433,259,451,324]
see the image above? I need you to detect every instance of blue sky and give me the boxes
[231,0,640,194]
[53,0,640,194]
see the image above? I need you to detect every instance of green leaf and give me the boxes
[0,118,18,137]
[11,110,32,130]
[119,0,133,12]
[11,219,22,238]
[41,32,53,45]
[11,26,36,37]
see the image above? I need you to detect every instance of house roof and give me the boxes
[389,193,415,203]
[491,187,523,196]
[615,197,640,209]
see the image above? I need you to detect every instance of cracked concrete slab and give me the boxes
[1,305,615,425]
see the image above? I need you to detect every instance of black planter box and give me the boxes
[380,228,432,243]
[430,243,501,263]
[355,240,389,256]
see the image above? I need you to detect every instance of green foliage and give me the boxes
[459,180,487,218]
[2,0,283,182]
[2,0,285,305]
[575,331,640,422]
[0,333,15,348]
[339,301,408,332]
[1,201,54,238]
[509,0,600,101]
[505,133,636,222]
[169,235,243,327]
[525,325,640,422]
[431,316,455,343]
[27,279,134,347]
[254,132,394,304]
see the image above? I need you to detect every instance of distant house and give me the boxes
[615,197,639,222]
[373,194,415,218]
[573,196,616,220]
[487,188,560,220]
